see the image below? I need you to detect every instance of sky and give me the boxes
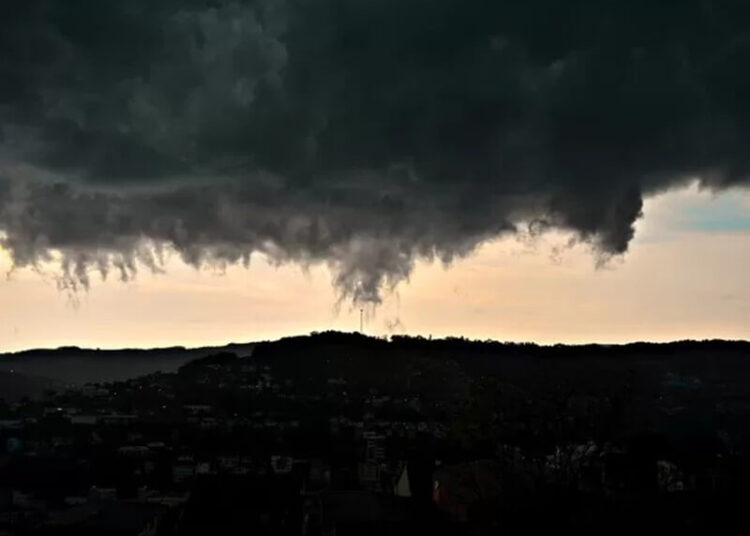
[1,1,750,350]
[1,181,748,351]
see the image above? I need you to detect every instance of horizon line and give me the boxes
[2,331,750,356]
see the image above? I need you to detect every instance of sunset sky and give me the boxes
[1,181,748,351]
[2,1,750,350]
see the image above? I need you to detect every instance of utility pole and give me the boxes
[360,308,364,333]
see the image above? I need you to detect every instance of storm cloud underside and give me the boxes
[1,0,749,302]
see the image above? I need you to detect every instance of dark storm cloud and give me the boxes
[1,0,750,301]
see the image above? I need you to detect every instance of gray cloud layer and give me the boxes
[1,0,749,301]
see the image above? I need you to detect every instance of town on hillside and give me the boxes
[2,333,750,534]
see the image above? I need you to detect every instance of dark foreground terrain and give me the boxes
[2,332,750,534]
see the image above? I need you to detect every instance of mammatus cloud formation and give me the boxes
[1,0,749,302]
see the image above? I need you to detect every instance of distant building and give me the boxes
[363,431,385,463]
